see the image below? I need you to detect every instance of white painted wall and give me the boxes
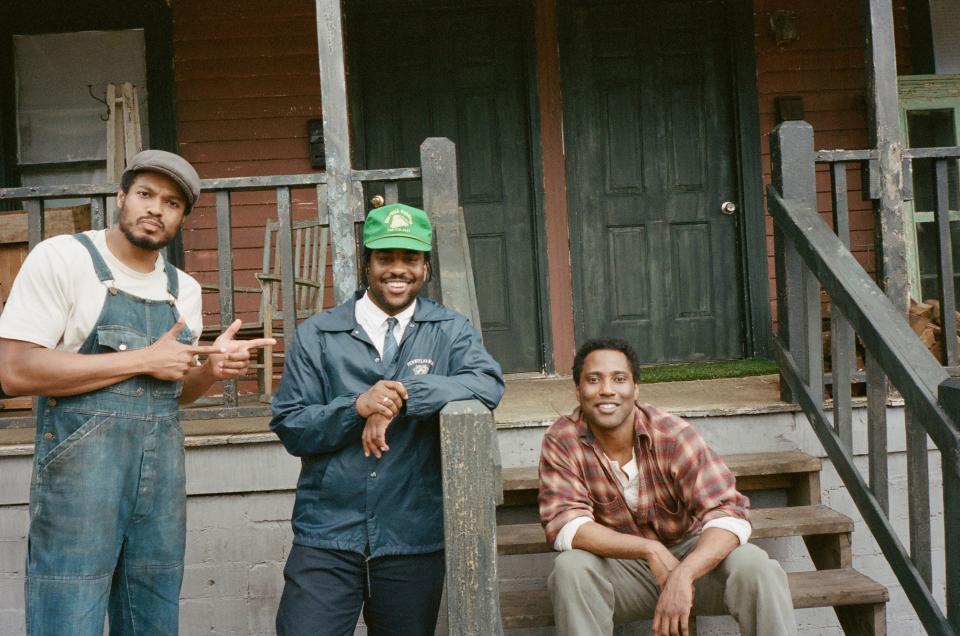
[0,406,948,635]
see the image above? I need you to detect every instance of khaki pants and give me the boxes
[548,535,797,636]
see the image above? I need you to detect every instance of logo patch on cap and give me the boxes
[386,209,413,232]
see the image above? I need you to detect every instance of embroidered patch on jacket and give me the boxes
[406,358,434,375]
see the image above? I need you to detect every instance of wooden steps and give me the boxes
[497,504,853,556]
[501,450,823,507]
[499,568,889,630]
[496,450,887,634]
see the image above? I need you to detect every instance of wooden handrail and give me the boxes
[770,120,960,635]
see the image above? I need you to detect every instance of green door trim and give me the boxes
[897,73,960,301]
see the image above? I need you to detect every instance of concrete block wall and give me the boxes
[0,404,948,635]
[180,492,294,635]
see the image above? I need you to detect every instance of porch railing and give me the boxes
[769,120,960,635]
[0,137,502,634]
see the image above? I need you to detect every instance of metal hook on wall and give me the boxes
[87,84,110,121]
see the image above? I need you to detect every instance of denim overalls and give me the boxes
[25,233,192,635]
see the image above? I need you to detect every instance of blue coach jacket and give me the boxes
[270,292,504,557]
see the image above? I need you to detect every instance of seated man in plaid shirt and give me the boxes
[538,338,797,636]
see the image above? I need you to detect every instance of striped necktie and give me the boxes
[382,316,399,367]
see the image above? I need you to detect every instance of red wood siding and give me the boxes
[171,0,329,329]
[754,0,914,324]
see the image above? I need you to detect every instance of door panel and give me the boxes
[351,2,542,372]
[561,0,744,362]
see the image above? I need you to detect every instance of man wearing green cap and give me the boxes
[271,203,504,635]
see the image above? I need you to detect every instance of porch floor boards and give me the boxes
[0,374,791,449]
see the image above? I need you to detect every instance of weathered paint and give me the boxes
[439,400,503,636]
[315,0,362,303]
[533,0,575,374]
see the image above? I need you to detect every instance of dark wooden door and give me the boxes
[350,2,542,373]
[560,0,744,362]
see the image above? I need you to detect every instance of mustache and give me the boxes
[137,216,165,230]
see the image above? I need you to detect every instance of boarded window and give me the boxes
[14,29,149,188]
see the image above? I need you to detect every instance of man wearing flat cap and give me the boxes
[0,149,275,634]
[271,203,504,635]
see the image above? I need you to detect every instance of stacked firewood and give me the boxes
[909,299,960,364]
[820,298,956,398]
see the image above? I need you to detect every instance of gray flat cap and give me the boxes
[124,149,201,210]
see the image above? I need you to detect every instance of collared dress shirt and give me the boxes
[354,291,417,358]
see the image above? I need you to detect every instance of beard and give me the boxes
[118,205,178,251]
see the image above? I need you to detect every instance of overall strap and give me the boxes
[73,233,114,282]
[163,260,179,300]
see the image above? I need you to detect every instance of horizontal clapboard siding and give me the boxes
[754,0,914,324]
[170,0,331,334]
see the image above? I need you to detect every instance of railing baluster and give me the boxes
[934,159,958,366]
[24,200,44,250]
[294,220,305,313]
[943,451,960,631]
[216,190,238,408]
[800,260,824,406]
[830,163,854,452]
[315,184,329,226]
[277,187,296,346]
[940,378,960,630]
[303,224,316,311]
[773,221,792,402]
[90,196,107,230]
[905,406,932,588]
[865,352,889,513]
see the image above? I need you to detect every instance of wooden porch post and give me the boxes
[770,121,821,405]
[315,0,364,303]
[863,0,908,313]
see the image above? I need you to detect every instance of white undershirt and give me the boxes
[0,230,203,352]
[553,449,752,551]
[354,291,416,357]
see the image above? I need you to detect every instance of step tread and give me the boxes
[502,450,821,493]
[500,568,888,629]
[497,504,853,555]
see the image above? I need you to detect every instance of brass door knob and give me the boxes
[370,195,385,208]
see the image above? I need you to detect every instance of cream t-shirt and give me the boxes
[0,230,203,352]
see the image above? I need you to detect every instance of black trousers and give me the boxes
[276,545,445,636]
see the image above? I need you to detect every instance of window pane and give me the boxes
[907,109,958,212]
[14,29,149,167]
[915,220,960,302]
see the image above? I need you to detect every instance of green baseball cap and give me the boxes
[363,203,433,252]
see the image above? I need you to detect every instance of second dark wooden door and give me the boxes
[350,1,542,373]
[560,0,745,362]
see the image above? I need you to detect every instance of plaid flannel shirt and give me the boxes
[538,403,750,547]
